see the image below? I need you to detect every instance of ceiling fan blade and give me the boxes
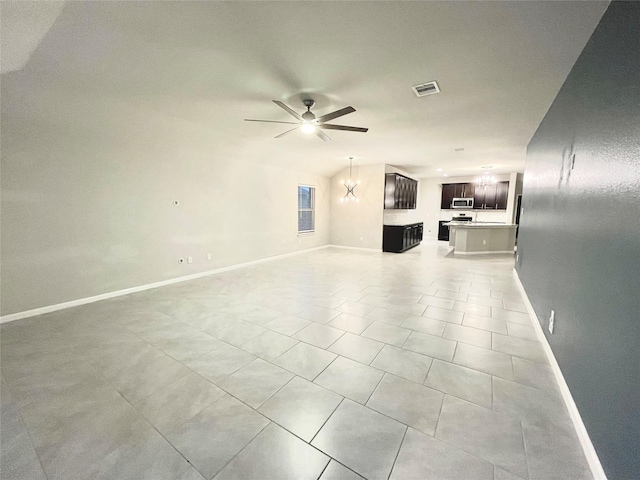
[273,100,304,121]
[244,119,299,125]
[319,124,369,133]
[315,106,355,124]
[315,129,331,142]
[274,126,300,139]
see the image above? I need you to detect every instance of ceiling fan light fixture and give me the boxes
[245,99,367,141]
[300,123,316,134]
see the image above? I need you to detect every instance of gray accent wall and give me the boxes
[516,2,640,478]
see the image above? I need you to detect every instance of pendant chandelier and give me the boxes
[339,157,360,203]
[475,167,497,187]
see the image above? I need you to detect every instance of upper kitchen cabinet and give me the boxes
[495,181,509,209]
[440,183,474,209]
[441,181,509,209]
[472,181,509,209]
[385,173,418,209]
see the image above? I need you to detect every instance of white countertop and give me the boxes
[445,222,517,228]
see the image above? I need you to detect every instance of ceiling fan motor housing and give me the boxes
[302,99,316,121]
[302,111,316,121]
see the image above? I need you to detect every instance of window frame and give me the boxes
[297,184,316,235]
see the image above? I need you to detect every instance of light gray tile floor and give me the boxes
[0,242,592,479]
[366,374,443,436]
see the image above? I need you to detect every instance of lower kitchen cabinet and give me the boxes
[383,223,423,253]
[438,221,450,241]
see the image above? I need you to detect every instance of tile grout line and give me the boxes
[206,418,272,478]
[9,401,50,480]
[386,425,409,480]
[70,336,209,478]
[363,371,387,406]
[309,397,345,445]
[366,342,386,367]
[313,458,331,480]
[310,354,340,383]
[431,390,449,441]
[520,420,533,480]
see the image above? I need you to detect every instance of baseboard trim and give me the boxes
[0,245,331,324]
[512,268,607,480]
[455,250,515,255]
[327,244,381,252]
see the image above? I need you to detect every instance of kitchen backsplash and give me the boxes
[439,209,508,223]
[383,210,423,225]
[385,209,509,225]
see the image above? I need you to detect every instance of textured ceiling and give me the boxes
[1,1,608,178]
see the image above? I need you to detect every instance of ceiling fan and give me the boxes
[245,99,368,141]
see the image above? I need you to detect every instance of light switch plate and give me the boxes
[549,310,555,334]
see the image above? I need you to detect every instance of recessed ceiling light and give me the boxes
[436,168,443,172]
[443,174,449,177]
[454,148,465,152]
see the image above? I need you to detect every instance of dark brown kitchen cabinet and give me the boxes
[383,223,423,252]
[440,183,474,209]
[473,184,495,209]
[473,181,509,209]
[384,174,418,209]
[441,184,455,209]
[495,181,509,209]
[442,181,509,209]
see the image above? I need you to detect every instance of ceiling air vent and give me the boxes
[412,81,440,97]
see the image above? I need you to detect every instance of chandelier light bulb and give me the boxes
[476,171,498,186]
[300,123,316,134]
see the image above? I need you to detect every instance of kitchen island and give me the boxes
[445,222,517,255]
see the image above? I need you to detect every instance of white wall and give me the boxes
[0,90,331,316]
[330,164,385,249]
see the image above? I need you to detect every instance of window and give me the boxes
[297,185,315,233]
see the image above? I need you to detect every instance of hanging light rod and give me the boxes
[340,157,360,203]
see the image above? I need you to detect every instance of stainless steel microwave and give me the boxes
[452,198,474,209]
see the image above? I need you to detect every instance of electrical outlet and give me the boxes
[187,256,193,264]
[360,236,364,242]
[207,253,212,261]
[482,239,487,245]
[549,310,555,334]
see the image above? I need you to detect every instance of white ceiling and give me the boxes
[1,1,608,178]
